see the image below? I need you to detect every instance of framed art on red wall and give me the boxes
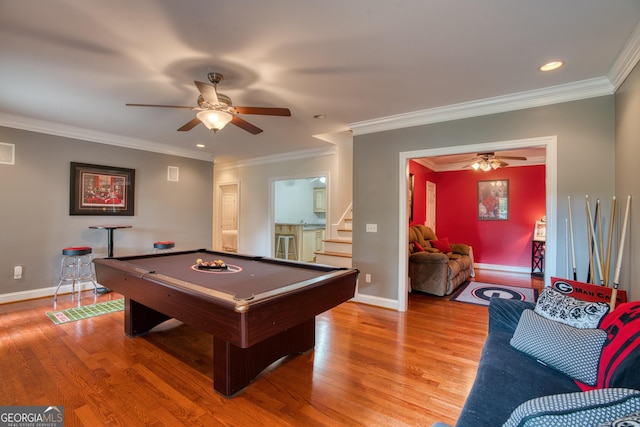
[478,180,508,220]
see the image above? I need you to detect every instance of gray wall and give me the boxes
[353,96,616,302]
[0,127,213,299]
[615,61,640,302]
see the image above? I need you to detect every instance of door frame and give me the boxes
[214,180,239,252]
[269,172,330,258]
[397,135,557,312]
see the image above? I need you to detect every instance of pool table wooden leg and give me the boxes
[213,317,316,397]
[124,298,171,337]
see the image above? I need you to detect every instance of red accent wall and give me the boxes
[409,161,546,268]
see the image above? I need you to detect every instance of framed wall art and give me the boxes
[533,220,546,241]
[70,162,135,215]
[478,180,508,220]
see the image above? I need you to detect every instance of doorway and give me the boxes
[398,136,558,312]
[218,183,238,253]
[272,176,327,262]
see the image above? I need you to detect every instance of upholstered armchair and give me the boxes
[408,225,473,296]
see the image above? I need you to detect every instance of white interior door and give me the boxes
[426,181,436,232]
[220,184,238,252]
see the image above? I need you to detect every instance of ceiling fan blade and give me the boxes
[234,106,291,117]
[194,81,219,104]
[177,117,202,132]
[231,115,263,135]
[496,156,527,161]
[126,103,195,109]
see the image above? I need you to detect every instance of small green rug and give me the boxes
[47,299,124,325]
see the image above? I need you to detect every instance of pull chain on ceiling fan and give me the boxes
[126,72,291,134]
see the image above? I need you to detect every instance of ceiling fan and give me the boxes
[465,152,527,171]
[126,72,291,135]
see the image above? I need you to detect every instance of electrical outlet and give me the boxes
[365,274,371,283]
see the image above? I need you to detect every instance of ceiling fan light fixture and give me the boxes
[197,110,233,132]
[471,162,481,170]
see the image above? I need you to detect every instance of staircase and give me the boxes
[315,209,352,268]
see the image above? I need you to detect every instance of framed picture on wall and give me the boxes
[70,162,135,215]
[533,220,546,241]
[478,180,509,220]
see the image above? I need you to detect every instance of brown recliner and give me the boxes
[408,225,472,296]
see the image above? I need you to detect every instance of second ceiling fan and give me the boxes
[466,152,527,171]
[126,72,291,135]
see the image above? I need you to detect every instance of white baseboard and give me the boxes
[0,281,101,305]
[473,263,530,274]
[352,291,399,310]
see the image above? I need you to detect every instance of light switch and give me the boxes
[366,224,377,232]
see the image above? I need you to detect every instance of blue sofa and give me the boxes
[450,297,640,427]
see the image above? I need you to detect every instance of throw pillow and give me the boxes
[503,388,640,427]
[588,301,640,390]
[430,238,452,253]
[510,309,607,385]
[535,286,609,329]
[414,242,425,252]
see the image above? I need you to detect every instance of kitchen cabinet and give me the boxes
[313,188,326,213]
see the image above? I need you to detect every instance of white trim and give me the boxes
[351,292,399,311]
[473,264,530,274]
[352,78,612,136]
[398,136,557,312]
[215,146,336,171]
[0,282,98,305]
[608,20,640,92]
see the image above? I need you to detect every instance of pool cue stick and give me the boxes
[610,195,631,311]
[565,218,569,278]
[568,196,577,280]
[604,197,617,287]
[586,196,595,283]
[586,196,604,285]
[597,199,605,283]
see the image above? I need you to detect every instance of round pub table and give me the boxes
[89,225,132,258]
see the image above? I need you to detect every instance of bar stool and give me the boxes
[154,241,175,253]
[275,235,297,260]
[54,246,99,305]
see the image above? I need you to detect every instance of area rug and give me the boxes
[450,282,537,307]
[46,299,124,325]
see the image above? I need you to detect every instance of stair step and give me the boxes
[314,250,352,258]
[324,239,352,244]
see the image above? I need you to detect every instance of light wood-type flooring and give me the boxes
[0,270,540,426]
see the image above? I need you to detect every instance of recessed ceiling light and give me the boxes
[313,114,326,119]
[539,61,564,72]
[196,144,205,148]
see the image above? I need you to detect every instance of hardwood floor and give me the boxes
[0,270,537,426]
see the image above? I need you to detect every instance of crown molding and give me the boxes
[349,77,614,136]
[608,19,640,91]
[214,146,336,171]
[0,112,213,162]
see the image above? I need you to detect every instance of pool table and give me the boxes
[93,249,358,397]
